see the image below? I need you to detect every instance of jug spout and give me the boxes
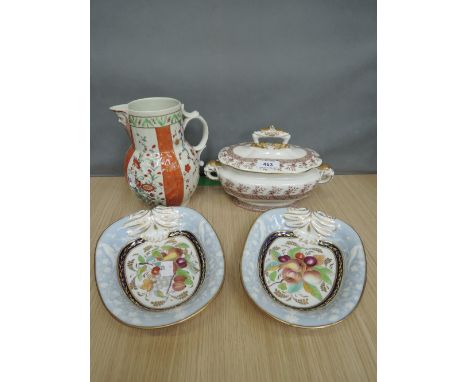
[110,104,130,137]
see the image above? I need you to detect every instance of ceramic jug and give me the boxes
[110,97,208,206]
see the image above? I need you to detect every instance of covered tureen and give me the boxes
[204,125,334,211]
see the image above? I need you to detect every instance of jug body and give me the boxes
[111,97,208,206]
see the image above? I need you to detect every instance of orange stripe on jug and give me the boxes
[155,126,184,206]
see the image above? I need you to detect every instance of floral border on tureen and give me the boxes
[221,180,317,201]
[218,143,322,173]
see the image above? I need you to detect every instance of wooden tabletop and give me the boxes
[91,175,376,381]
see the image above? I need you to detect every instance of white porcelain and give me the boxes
[110,97,209,206]
[241,207,366,328]
[204,126,333,211]
[95,206,224,328]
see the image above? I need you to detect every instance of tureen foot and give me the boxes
[231,197,299,212]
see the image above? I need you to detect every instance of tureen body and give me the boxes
[204,126,333,211]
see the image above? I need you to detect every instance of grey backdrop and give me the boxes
[91,0,376,175]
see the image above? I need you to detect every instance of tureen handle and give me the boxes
[204,160,220,181]
[317,163,334,184]
[252,125,291,145]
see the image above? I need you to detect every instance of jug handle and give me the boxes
[110,104,131,138]
[182,104,209,154]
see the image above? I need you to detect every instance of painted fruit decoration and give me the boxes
[118,233,205,310]
[261,235,343,309]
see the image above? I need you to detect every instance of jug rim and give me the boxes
[127,97,182,116]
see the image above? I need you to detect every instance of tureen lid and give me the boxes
[218,125,322,174]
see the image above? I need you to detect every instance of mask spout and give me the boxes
[110,104,130,137]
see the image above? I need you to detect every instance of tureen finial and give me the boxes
[253,124,290,144]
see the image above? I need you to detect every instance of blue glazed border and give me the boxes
[95,207,225,328]
[241,208,366,328]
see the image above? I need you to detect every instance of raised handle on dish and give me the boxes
[317,163,334,184]
[182,104,209,154]
[110,104,131,137]
[204,160,220,181]
[252,124,291,145]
